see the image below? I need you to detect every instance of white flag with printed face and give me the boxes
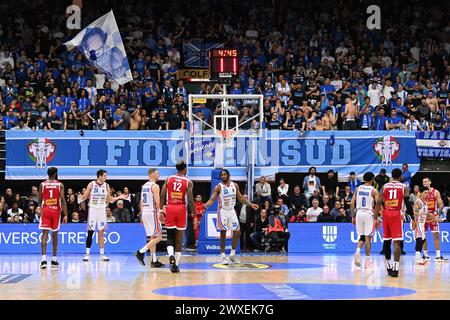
[64,10,132,85]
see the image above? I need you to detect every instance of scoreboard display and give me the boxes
[208,49,239,81]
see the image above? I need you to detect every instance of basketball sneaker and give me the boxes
[100,254,110,262]
[390,270,399,277]
[220,255,230,265]
[364,259,374,270]
[229,255,241,264]
[170,263,180,273]
[387,267,393,276]
[415,258,427,265]
[151,259,165,268]
[435,256,448,262]
[422,254,430,261]
[135,251,145,266]
[169,255,176,266]
[40,261,47,269]
[83,254,90,262]
[51,260,59,268]
[354,253,361,267]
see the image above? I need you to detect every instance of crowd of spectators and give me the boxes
[0,0,449,133]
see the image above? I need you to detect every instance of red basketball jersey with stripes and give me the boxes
[41,180,61,210]
[382,181,405,211]
[166,175,189,205]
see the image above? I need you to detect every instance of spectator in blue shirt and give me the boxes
[386,109,403,130]
[133,52,146,76]
[113,107,126,130]
[401,163,411,188]
[373,108,387,130]
[2,109,19,129]
[348,172,361,193]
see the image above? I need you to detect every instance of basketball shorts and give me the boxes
[355,210,374,236]
[142,210,162,237]
[424,214,440,233]
[217,208,239,232]
[382,209,403,241]
[414,220,426,240]
[39,207,61,232]
[165,204,187,230]
[88,207,108,231]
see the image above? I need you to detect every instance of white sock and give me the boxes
[175,252,181,265]
[415,251,421,259]
[355,248,361,254]
[436,250,441,257]
[365,256,371,260]
[167,246,174,257]
[385,260,392,269]
[393,261,400,271]
[152,253,157,263]
[230,249,236,256]
[221,252,226,258]
[86,248,90,255]
[139,246,148,254]
[41,255,46,262]
[100,248,105,255]
[424,250,428,256]
[52,256,57,262]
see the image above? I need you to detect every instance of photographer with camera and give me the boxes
[267,205,290,252]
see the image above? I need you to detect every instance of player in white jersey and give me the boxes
[135,168,165,267]
[78,169,125,261]
[204,169,259,264]
[412,186,441,265]
[350,172,379,269]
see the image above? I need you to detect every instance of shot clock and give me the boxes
[209,49,239,81]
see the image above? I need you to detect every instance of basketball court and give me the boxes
[1,253,449,300]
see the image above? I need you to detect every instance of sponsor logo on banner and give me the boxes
[289,223,450,253]
[206,213,232,239]
[179,69,209,80]
[322,225,337,249]
[373,136,400,166]
[27,138,56,169]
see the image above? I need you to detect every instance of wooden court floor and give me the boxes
[0,253,449,300]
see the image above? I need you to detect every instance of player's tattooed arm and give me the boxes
[78,182,92,203]
[403,185,410,198]
[436,189,444,214]
[38,183,43,206]
[187,180,198,226]
[60,183,68,224]
[160,179,168,209]
[235,183,259,210]
[350,188,357,218]
[204,184,220,209]
[374,187,384,221]
[152,183,161,215]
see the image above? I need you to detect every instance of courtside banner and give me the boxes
[289,223,450,253]
[0,223,146,254]
[415,131,450,158]
[6,130,420,180]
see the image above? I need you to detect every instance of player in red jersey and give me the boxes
[160,162,197,273]
[38,167,68,269]
[374,168,410,278]
[421,177,447,262]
